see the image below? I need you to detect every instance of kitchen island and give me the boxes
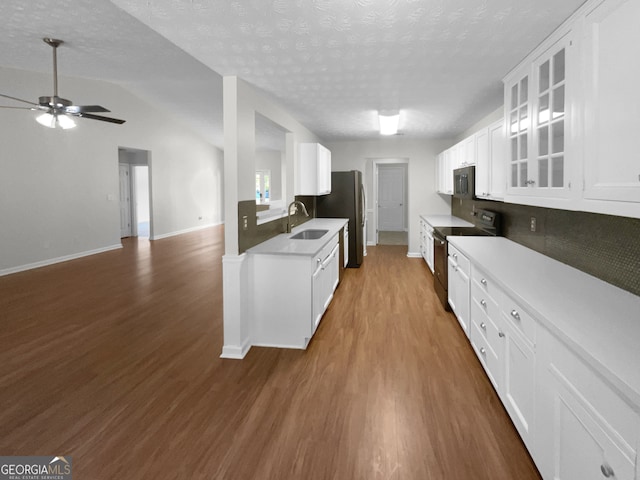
[248,218,348,349]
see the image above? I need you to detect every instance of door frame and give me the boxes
[372,158,409,245]
[118,147,153,240]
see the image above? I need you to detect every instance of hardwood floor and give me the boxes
[0,226,541,479]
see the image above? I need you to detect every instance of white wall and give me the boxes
[0,66,224,274]
[325,137,452,255]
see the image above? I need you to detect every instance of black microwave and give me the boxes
[453,165,475,199]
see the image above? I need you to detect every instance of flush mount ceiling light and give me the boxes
[378,112,400,135]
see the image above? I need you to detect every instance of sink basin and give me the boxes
[290,229,328,240]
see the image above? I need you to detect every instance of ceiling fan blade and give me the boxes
[77,113,126,125]
[0,93,38,106]
[0,105,37,110]
[64,105,111,114]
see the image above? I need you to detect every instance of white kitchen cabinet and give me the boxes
[451,235,640,480]
[342,223,349,268]
[469,266,505,394]
[460,135,476,166]
[419,218,434,273]
[436,150,453,195]
[312,240,339,333]
[447,244,470,337]
[501,296,536,453]
[252,233,339,348]
[476,120,506,200]
[582,0,640,209]
[505,29,574,201]
[535,327,638,480]
[298,142,331,196]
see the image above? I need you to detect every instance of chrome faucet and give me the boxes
[287,200,309,233]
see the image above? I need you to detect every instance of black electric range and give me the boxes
[432,210,500,311]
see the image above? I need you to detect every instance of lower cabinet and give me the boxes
[535,328,639,480]
[252,233,339,349]
[419,218,435,273]
[448,244,470,337]
[464,254,640,479]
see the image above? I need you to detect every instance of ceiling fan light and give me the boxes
[35,112,76,129]
[378,113,399,135]
[57,114,76,129]
[36,112,56,128]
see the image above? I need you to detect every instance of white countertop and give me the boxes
[420,214,473,227]
[247,218,348,256]
[448,236,640,409]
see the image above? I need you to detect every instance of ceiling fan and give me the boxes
[0,38,126,129]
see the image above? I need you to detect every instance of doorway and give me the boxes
[118,147,152,239]
[374,160,408,246]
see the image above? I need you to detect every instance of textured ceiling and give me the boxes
[0,0,586,148]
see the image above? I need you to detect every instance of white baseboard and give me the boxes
[220,337,251,360]
[406,252,422,258]
[0,243,123,277]
[151,222,222,241]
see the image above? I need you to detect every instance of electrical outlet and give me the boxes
[530,216,537,232]
[242,215,248,231]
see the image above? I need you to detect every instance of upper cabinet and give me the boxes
[501,0,640,218]
[297,142,331,196]
[582,0,640,209]
[476,120,506,200]
[504,31,574,201]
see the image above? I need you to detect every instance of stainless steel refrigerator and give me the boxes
[316,170,365,267]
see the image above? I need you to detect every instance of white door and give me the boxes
[377,165,405,231]
[119,164,131,238]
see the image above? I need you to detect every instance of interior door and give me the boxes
[378,165,405,231]
[119,164,131,238]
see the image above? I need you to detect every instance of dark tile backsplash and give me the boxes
[238,196,316,254]
[452,198,640,296]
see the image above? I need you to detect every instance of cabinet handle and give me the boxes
[480,278,487,286]
[499,332,505,338]
[480,347,486,355]
[480,322,486,330]
[480,299,487,307]
[600,463,614,478]
[510,310,521,321]
[453,253,457,259]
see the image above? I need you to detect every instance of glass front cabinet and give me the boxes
[504,32,574,201]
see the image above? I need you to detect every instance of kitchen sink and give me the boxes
[290,229,328,240]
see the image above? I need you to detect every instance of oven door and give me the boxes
[432,230,450,310]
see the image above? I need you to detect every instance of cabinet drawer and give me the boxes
[501,293,536,345]
[314,234,339,264]
[470,295,503,355]
[448,244,470,275]
[471,265,503,304]
[470,320,501,392]
[471,280,501,322]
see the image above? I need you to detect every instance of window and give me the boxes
[256,170,270,204]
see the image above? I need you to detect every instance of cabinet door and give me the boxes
[475,127,490,197]
[583,0,640,207]
[506,70,531,191]
[506,33,573,200]
[488,120,506,200]
[317,144,331,195]
[502,323,535,451]
[549,368,636,480]
[461,135,476,166]
[448,257,470,336]
[312,262,323,333]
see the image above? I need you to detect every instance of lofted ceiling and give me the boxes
[0,0,586,148]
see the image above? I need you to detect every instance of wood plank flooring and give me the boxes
[0,226,541,479]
